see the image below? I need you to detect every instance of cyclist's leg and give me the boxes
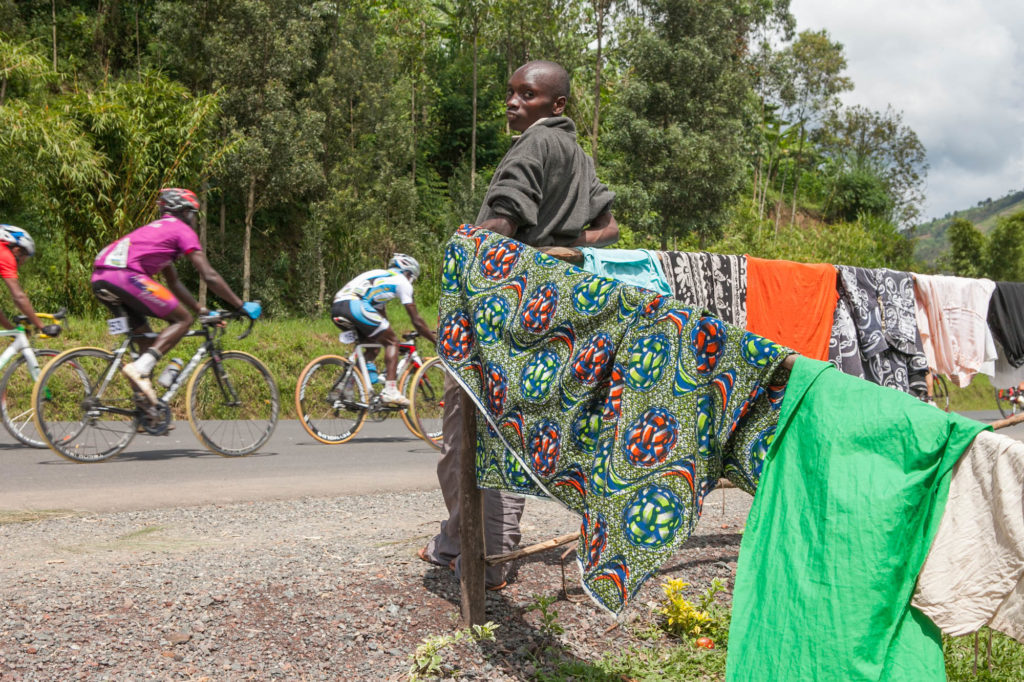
[92,272,184,402]
[333,298,389,382]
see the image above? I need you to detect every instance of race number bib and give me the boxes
[101,238,130,269]
[107,316,129,335]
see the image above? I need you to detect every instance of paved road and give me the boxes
[0,420,441,512]
[3,410,1020,514]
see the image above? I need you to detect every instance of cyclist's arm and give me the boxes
[404,302,437,346]
[161,263,201,315]
[184,250,244,311]
[2,277,44,331]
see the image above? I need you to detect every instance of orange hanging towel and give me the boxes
[745,256,838,360]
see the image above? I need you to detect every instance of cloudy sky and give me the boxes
[789,0,1024,221]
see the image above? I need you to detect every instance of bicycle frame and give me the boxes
[90,324,222,417]
[0,329,44,380]
[0,311,66,381]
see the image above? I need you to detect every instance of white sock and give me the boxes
[385,380,398,393]
[132,349,161,376]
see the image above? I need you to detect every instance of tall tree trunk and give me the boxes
[243,177,255,300]
[51,0,58,70]
[198,182,209,308]
[470,32,478,193]
[410,81,417,183]
[316,229,325,314]
[219,194,225,256]
[135,6,141,73]
[790,126,806,227]
[0,76,7,106]
[591,0,605,164]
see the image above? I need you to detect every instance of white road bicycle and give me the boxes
[0,309,67,447]
[295,331,445,447]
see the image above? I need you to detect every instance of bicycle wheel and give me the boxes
[295,355,368,444]
[0,349,58,447]
[409,357,447,450]
[398,358,423,438]
[931,374,950,412]
[995,388,1019,419]
[32,347,138,462]
[187,351,279,456]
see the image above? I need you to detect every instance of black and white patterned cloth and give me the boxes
[829,265,928,398]
[658,251,747,327]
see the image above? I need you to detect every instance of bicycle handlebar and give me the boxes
[198,308,258,341]
[13,307,68,338]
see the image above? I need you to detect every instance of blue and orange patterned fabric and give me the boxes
[438,225,792,613]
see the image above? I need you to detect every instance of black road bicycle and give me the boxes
[32,310,279,462]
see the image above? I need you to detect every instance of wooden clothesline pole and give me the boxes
[457,388,486,627]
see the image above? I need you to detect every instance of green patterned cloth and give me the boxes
[437,226,791,613]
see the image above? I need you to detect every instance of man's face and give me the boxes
[505,66,566,133]
[13,247,28,266]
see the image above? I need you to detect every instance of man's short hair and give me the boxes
[523,60,570,100]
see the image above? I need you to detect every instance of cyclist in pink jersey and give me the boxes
[91,188,261,403]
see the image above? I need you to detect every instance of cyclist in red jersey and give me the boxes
[0,225,60,337]
[91,188,260,404]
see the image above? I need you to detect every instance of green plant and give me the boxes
[407,621,498,681]
[527,594,566,637]
[659,578,728,643]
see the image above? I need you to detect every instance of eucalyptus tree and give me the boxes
[604,0,792,248]
[816,104,927,228]
[191,0,327,301]
[774,29,852,226]
[985,212,1024,282]
[944,218,986,278]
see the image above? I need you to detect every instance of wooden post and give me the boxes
[458,388,486,626]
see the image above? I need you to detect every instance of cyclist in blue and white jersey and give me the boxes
[331,254,436,407]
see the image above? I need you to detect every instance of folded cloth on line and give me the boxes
[577,247,672,296]
[438,225,791,613]
[657,251,747,326]
[987,281,1024,369]
[913,429,1024,643]
[727,358,987,682]
[914,273,997,387]
[745,256,838,361]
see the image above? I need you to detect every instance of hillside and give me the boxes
[914,189,1024,265]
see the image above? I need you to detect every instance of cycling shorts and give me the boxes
[91,269,180,327]
[331,298,389,338]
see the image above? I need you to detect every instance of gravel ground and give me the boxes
[0,487,752,681]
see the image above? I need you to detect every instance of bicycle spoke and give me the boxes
[188,352,279,456]
[410,357,447,450]
[0,349,58,448]
[33,349,137,462]
[295,355,367,444]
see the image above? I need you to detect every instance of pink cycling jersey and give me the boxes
[93,216,202,276]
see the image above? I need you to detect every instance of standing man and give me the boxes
[419,60,618,589]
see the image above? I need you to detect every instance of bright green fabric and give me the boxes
[727,358,988,682]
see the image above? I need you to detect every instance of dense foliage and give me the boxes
[0,0,943,317]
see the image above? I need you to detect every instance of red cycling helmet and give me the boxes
[157,188,200,216]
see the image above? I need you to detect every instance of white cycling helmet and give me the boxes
[389,253,421,282]
[0,225,35,257]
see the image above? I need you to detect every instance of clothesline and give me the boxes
[576,246,1024,398]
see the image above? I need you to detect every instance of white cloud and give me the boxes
[789,0,1024,220]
